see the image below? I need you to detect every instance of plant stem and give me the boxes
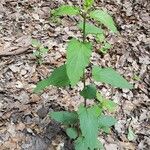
[83,14,86,43]
[82,12,87,107]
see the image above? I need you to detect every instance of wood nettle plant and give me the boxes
[34,0,133,149]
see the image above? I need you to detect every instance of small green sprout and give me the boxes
[133,74,140,81]
[32,39,49,64]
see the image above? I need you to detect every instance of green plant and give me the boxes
[32,39,49,64]
[34,1,133,149]
[133,74,140,81]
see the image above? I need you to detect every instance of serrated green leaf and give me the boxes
[98,115,117,129]
[52,5,80,17]
[34,65,70,93]
[92,66,133,89]
[78,22,103,35]
[127,127,136,141]
[50,111,78,125]
[66,39,92,86]
[80,84,96,99]
[75,137,88,150]
[78,105,100,149]
[90,10,118,33]
[66,128,78,139]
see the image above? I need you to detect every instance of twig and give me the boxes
[0,47,30,57]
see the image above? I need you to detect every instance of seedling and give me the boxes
[133,74,140,81]
[32,39,49,64]
[34,1,133,149]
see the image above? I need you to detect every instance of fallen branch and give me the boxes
[0,47,31,57]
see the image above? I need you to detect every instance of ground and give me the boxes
[0,0,150,150]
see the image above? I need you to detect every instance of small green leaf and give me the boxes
[34,65,70,93]
[102,100,117,112]
[92,66,133,89]
[78,105,100,149]
[96,92,117,112]
[98,115,117,129]
[77,22,103,35]
[80,84,96,99]
[39,46,49,54]
[133,74,140,81]
[75,137,88,150]
[96,33,105,43]
[33,50,40,57]
[84,0,94,8]
[100,42,111,54]
[127,127,136,141]
[52,5,80,17]
[50,111,78,125]
[66,39,92,86]
[66,128,78,139]
[90,10,118,33]
[96,92,104,102]
[32,39,41,48]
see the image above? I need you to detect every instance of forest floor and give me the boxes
[0,0,150,150]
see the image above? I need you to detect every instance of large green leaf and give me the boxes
[77,22,103,35]
[80,84,97,99]
[34,65,70,92]
[52,5,80,17]
[78,105,100,149]
[92,66,133,89]
[90,10,118,33]
[50,111,78,125]
[66,39,92,86]
[66,128,78,139]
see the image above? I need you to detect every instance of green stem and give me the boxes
[83,14,86,43]
[82,12,87,107]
